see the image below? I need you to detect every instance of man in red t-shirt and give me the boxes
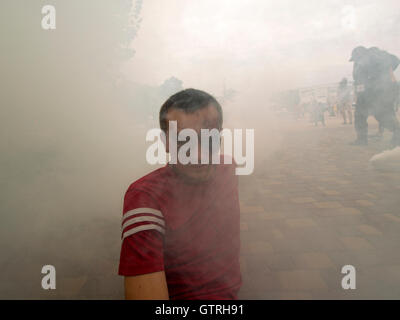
[119,88,242,299]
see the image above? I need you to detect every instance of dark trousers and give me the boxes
[354,85,400,146]
[354,103,369,142]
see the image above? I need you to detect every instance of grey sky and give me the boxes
[123,0,400,94]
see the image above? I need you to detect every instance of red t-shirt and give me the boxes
[118,161,242,300]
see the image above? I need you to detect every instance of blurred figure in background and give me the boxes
[311,94,326,127]
[337,78,353,125]
[327,95,336,117]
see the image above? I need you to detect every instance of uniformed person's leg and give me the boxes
[347,104,353,124]
[393,121,400,147]
[389,86,400,147]
[375,107,400,147]
[342,107,347,124]
[380,85,400,146]
[378,122,384,136]
[353,102,368,145]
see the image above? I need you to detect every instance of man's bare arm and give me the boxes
[124,271,169,300]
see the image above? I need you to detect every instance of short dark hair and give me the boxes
[159,88,223,132]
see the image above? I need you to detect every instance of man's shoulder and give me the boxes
[126,166,171,196]
[122,166,173,214]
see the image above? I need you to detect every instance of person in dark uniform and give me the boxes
[369,47,400,147]
[350,46,400,146]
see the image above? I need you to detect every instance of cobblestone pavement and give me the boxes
[238,116,400,299]
[4,115,400,299]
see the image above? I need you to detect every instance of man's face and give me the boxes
[165,104,221,182]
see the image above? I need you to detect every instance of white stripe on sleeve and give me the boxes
[122,208,163,224]
[121,215,165,232]
[122,224,165,240]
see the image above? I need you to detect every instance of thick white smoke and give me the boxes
[370,146,400,171]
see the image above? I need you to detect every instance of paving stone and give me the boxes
[365,193,378,199]
[270,194,285,200]
[313,202,343,209]
[290,197,316,204]
[351,250,382,267]
[248,241,274,255]
[240,222,249,231]
[270,229,285,240]
[293,252,335,269]
[258,211,284,220]
[260,291,313,299]
[340,237,374,251]
[57,276,87,297]
[383,214,400,223]
[355,200,375,207]
[286,218,317,228]
[245,259,272,275]
[239,256,247,274]
[336,207,363,215]
[277,270,328,291]
[241,205,265,214]
[357,224,382,236]
[322,190,340,195]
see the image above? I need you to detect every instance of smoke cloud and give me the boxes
[1,0,400,299]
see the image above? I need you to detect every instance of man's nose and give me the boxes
[198,140,215,163]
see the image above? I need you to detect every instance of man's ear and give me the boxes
[161,130,169,153]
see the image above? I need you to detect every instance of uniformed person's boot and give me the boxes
[351,128,368,146]
[391,130,400,147]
